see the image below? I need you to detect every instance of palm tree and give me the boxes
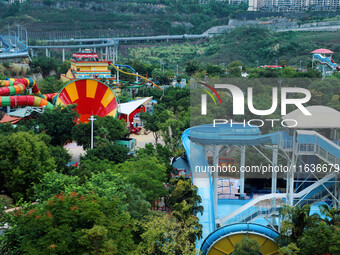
[319,204,340,226]
[279,204,320,243]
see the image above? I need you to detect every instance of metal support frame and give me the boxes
[287,130,297,206]
[271,146,278,225]
[213,145,219,219]
[240,146,246,198]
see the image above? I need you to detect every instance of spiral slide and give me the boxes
[110,63,162,90]
[0,78,54,110]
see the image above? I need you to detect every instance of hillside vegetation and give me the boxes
[123,27,340,68]
[0,0,247,38]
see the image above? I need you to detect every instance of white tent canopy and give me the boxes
[118,97,153,116]
[283,105,340,128]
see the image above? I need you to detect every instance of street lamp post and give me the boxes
[89,115,97,149]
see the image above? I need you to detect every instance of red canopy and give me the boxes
[0,114,22,124]
[311,48,334,54]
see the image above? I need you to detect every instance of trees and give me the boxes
[151,68,174,85]
[297,221,335,255]
[50,145,72,174]
[118,91,132,103]
[278,243,300,255]
[140,108,163,144]
[232,237,261,255]
[227,61,245,77]
[319,203,340,226]
[58,60,71,75]
[185,61,200,76]
[80,171,150,220]
[136,143,173,174]
[25,105,78,146]
[113,157,167,204]
[0,132,56,201]
[167,178,203,219]
[81,143,129,164]
[206,64,224,77]
[278,204,317,244]
[277,204,340,254]
[33,171,80,202]
[72,116,129,150]
[135,212,198,255]
[37,76,65,94]
[1,192,135,254]
[30,57,58,77]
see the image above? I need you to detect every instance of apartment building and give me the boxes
[248,0,340,11]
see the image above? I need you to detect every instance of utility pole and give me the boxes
[89,115,97,149]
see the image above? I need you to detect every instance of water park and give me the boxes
[0,45,340,254]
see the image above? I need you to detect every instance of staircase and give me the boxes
[219,130,339,226]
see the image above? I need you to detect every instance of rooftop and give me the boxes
[311,48,334,54]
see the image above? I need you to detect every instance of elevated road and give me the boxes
[0,35,29,60]
[29,38,118,49]
[28,34,207,49]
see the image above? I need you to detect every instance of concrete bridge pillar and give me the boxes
[112,47,115,64]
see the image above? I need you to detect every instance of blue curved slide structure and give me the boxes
[313,54,340,71]
[182,128,216,246]
[201,223,279,255]
[112,64,137,73]
[182,123,340,254]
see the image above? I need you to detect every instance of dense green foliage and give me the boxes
[1,193,135,254]
[232,237,261,255]
[278,204,340,254]
[72,116,129,150]
[24,105,78,146]
[125,28,340,69]
[0,1,247,37]
[0,86,202,254]
[0,132,56,201]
